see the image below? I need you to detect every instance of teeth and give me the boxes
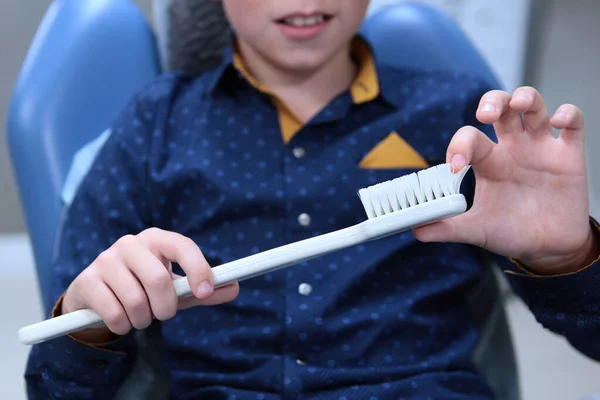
[292,17,305,27]
[284,15,326,27]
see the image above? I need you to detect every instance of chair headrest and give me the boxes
[153,0,232,75]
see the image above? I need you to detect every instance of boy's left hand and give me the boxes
[413,86,598,275]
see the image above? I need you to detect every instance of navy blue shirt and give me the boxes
[25,41,600,400]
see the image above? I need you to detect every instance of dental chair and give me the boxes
[6,1,519,399]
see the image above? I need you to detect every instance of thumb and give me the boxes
[446,126,496,171]
[171,272,240,309]
[412,211,485,247]
[178,282,240,310]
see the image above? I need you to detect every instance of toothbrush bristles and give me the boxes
[357,163,470,219]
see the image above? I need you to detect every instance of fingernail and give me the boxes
[515,90,533,100]
[556,110,568,120]
[197,281,213,297]
[450,154,467,173]
[480,103,496,112]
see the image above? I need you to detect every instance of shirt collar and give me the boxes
[348,36,379,104]
[204,44,236,94]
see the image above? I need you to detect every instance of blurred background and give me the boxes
[1,0,599,399]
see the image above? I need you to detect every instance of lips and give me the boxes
[276,13,333,28]
[275,12,333,40]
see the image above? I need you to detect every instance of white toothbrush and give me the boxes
[18,163,470,345]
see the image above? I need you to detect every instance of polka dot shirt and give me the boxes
[25,41,600,400]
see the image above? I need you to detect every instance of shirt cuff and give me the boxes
[51,292,126,352]
[503,217,600,313]
[506,216,600,277]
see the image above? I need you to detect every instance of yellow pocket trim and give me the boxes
[359,132,429,169]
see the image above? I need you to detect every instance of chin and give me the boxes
[269,48,335,74]
[280,59,328,74]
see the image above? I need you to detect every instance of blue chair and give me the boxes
[7,0,161,311]
[361,3,498,86]
[7,1,518,399]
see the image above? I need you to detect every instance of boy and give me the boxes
[25,0,600,399]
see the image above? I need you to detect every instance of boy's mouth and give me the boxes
[276,13,333,28]
[274,12,333,40]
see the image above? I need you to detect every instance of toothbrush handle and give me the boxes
[18,223,369,345]
[19,194,467,344]
[18,194,466,346]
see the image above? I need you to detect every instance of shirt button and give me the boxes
[296,358,308,365]
[293,147,306,159]
[298,283,313,296]
[298,213,311,227]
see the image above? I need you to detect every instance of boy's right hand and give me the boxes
[61,228,239,343]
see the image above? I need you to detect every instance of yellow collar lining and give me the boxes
[232,37,380,105]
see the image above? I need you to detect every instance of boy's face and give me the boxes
[221,0,370,73]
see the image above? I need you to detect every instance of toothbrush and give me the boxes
[18,163,470,345]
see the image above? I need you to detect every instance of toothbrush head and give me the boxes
[357,163,471,220]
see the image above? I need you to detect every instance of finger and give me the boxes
[475,90,522,136]
[509,86,551,135]
[178,282,240,310]
[103,266,153,330]
[114,235,179,321]
[156,253,173,272]
[412,212,484,247]
[85,278,132,336]
[446,126,496,172]
[550,104,585,141]
[137,228,214,300]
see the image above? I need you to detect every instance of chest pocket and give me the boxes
[358,131,429,170]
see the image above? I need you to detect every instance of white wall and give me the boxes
[524,0,600,219]
[0,1,49,233]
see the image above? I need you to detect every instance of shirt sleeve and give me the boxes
[24,78,169,399]
[461,76,600,362]
[502,219,600,361]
